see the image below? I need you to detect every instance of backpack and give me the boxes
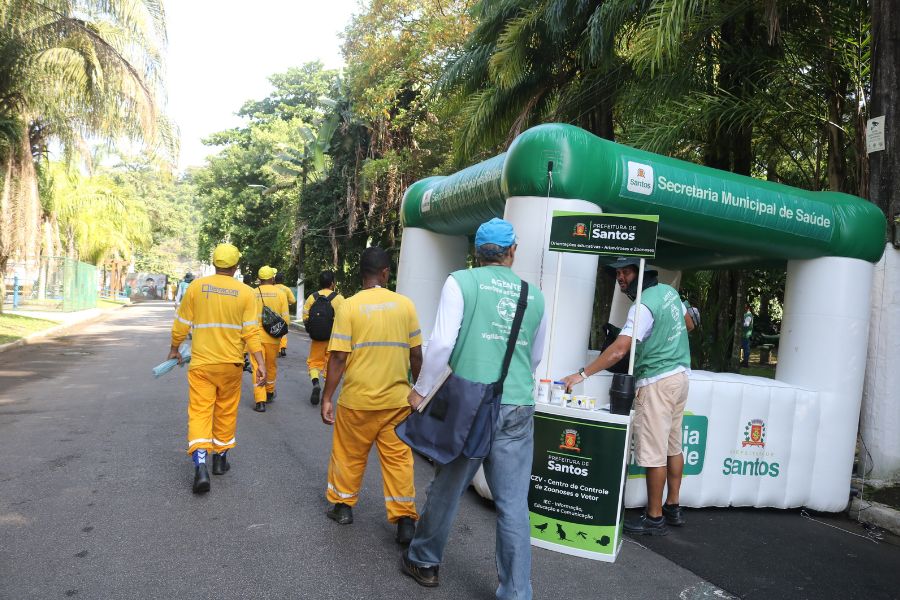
[305,291,337,341]
[257,288,288,338]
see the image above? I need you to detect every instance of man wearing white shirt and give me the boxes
[563,258,694,536]
[401,218,548,598]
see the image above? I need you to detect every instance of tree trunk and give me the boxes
[869,0,899,222]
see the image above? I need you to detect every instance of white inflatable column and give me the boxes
[503,196,602,380]
[396,227,469,341]
[861,245,900,482]
[777,257,874,510]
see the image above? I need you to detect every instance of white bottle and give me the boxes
[550,381,566,406]
[536,379,552,404]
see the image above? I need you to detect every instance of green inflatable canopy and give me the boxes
[401,124,886,269]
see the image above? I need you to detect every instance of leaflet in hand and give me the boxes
[417,365,453,413]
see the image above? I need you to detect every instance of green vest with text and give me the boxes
[634,284,691,380]
[449,266,545,405]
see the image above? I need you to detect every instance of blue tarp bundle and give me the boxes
[152,341,192,378]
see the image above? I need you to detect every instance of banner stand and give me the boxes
[529,404,633,562]
[530,211,659,563]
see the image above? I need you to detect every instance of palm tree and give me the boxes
[0,0,171,308]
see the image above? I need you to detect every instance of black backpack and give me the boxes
[305,291,337,341]
[258,288,288,338]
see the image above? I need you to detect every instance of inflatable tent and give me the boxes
[397,123,886,512]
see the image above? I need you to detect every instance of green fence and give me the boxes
[3,256,98,312]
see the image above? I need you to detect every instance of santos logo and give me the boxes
[626,161,654,196]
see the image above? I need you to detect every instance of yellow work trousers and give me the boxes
[326,405,418,523]
[307,339,329,381]
[279,332,288,351]
[187,364,243,454]
[249,343,279,402]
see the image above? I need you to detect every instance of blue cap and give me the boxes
[475,218,516,248]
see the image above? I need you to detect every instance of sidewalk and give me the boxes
[0,305,125,354]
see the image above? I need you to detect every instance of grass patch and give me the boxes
[0,312,59,345]
[97,298,128,309]
[863,484,900,511]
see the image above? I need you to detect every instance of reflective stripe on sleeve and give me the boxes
[176,316,192,326]
[409,329,421,338]
[243,320,258,327]
[351,341,410,349]
[332,333,352,341]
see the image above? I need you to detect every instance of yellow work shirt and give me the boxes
[171,274,263,369]
[302,288,345,322]
[328,287,422,410]
[256,284,291,345]
[276,283,297,306]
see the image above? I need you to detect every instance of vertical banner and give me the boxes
[529,409,631,561]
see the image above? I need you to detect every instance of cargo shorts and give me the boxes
[633,372,690,468]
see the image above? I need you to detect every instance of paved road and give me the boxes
[1,303,896,600]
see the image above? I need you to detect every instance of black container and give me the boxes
[609,373,636,415]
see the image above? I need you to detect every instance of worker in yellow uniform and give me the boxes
[168,243,266,494]
[303,270,344,406]
[320,247,423,545]
[251,265,290,413]
[274,272,297,357]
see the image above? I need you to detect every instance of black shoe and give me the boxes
[267,391,276,403]
[279,348,286,357]
[192,464,210,494]
[310,384,321,406]
[253,402,266,412]
[396,517,416,545]
[662,503,685,526]
[212,453,230,475]
[400,550,439,588]
[624,513,668,536]
[326,502,353,525]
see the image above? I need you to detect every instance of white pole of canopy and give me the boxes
[627,258,646,377]
[545,251,563,380]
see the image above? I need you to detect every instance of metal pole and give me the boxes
[545,251,564,380]
[12,275,19,309]
[627,258,646,376]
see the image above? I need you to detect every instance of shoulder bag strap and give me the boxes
[257,286,267,309]
[495,281,529,392]
[326,291,337,302]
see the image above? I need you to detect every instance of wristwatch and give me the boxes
[578,367,589,380]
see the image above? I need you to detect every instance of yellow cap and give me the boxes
[212,243,241,268]
[258,265,277,280]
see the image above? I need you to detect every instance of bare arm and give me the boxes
[561,335,632,391]
[409,345,423,383]
[320,351,348,425]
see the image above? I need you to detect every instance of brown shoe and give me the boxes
[400,550,439,587]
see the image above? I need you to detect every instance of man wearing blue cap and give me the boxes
[401,218,548,599]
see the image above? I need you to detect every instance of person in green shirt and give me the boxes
[401,218,547,596]
[563,258,695,536]
[741,304,753,367]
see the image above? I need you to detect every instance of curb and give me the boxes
[849,496,900,537]
[0,305,126,354]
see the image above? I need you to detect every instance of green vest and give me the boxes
[634,284,691,380]
[449,266,545,405]
[742,311,753,339]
